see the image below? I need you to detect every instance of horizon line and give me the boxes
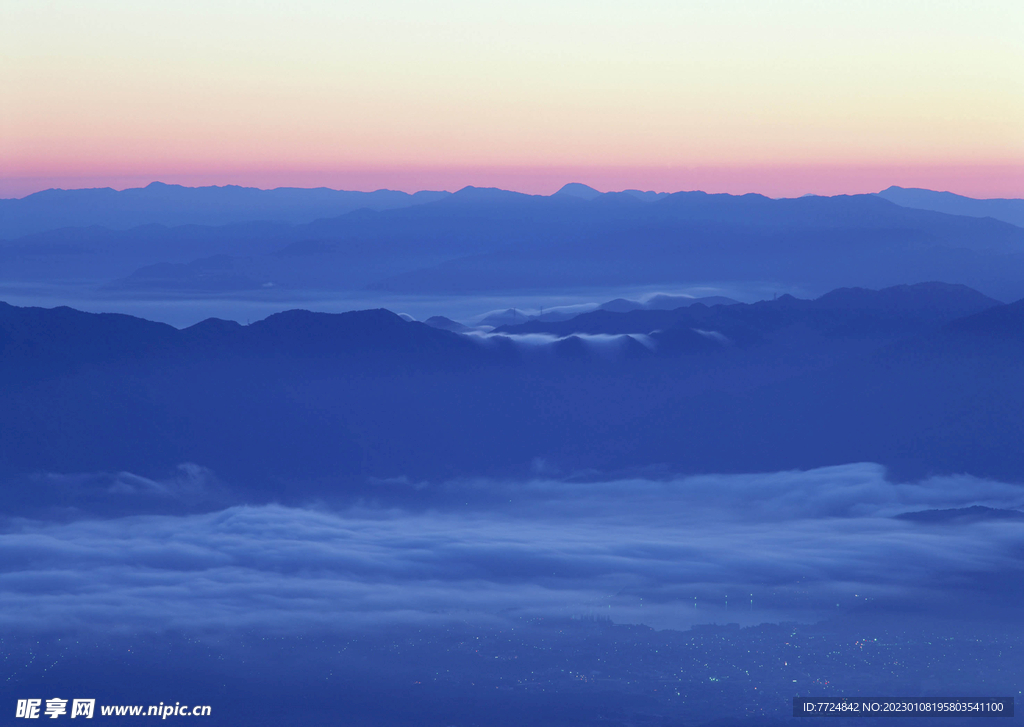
[3,179,1022,204]
[3,163,1023,200]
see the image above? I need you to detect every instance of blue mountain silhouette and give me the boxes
[2,283,1021,514]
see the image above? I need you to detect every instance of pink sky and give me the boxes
[5,2,1022,200]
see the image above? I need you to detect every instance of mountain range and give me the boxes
[876,185,1024,228]
[4,184,1024,302]
[0,182,450,239]
[3,282,1021,515]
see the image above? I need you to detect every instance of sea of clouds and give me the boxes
[2,463,1022,634]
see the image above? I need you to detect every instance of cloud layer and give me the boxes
[2,463,1023,634]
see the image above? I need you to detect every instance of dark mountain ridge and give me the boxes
[495,282,1000,340]
[2,283,1022,508]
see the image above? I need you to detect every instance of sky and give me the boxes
[3,0,1023,198]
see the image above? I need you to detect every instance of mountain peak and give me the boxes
[553,183,602,201]
[449,186,531,202]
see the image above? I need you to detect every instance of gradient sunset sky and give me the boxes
[3,0,1022,198]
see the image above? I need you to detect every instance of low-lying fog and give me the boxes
[4,463,1022,635]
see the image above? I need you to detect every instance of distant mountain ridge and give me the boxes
[0,182,450,239]
[477,294,740,327]
[876,186,1024,228]
[5,183,1024,302]
[493,282,1001,341]
[5,180,1020,242]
